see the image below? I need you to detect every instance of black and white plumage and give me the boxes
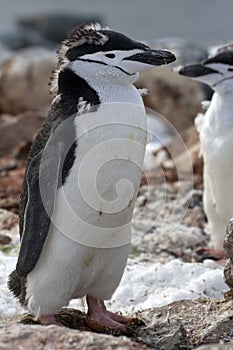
[9,23,175,328]
[179,44,233,249]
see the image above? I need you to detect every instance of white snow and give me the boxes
[107,259,227,313]
[0,251,23,317]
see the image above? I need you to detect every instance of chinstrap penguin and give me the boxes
[178,44,233,253]
[8,23,175,330]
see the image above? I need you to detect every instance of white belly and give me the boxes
[26,103,147,316]
[201,126,233,247]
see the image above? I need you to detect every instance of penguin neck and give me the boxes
[59,68,144,106]
[92,80,144,106]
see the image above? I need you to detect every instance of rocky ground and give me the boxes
[0,31,233,349]
[1,127,233,349]
[1,297,233,350]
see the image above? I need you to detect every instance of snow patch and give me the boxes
[107,259,227,313]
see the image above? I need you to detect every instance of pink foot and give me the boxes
[86,295,138,332]
[39,314,63,326]
[198,247,227,264]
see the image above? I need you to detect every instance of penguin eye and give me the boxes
[105,53,115,59]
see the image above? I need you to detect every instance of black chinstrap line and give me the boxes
[77,58,135,76]
[77,57,108,66]
[112,65,135,76]
[212,76,233,87]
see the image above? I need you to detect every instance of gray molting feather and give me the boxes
[49,23,109,95]
[137,88,149,96]
[76,96,92,115]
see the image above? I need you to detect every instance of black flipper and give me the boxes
[16,149,59,277]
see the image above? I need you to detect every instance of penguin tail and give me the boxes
[8,270,27,306]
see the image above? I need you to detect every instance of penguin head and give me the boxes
[50,23,176,94]
[178,44,233,92]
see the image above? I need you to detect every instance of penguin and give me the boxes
[178,44,233,254]
[8,23,175,330]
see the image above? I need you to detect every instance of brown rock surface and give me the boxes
[0,324,150,350]
[138,298,233,348]
[0,208,18,230]
[196,346,233,350]
[224,218,233,301]
[0,111,45,156]
[141,125,203,190]
[2,298,233,350]
[136,68,204,132]
[0,48,55,114]
[0,161,25,214]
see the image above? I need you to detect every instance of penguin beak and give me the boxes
[178,64,220,78]
[124,49,176,66]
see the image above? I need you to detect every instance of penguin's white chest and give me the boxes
[200,107,233,219]
[53,102,147,247]
[198,96,233,247]
[26,102,147,316]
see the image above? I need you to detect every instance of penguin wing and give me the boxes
[16,140,61,277]
[18,120,52,238]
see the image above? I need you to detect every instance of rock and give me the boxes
[146,111,174,153]
[188,190,203,209]
[196,345,233,350]
[0,208,18,230]
[0,26,52,50]
[17,13,104,44]
[143,126,202,188]
[0,324,150,350]
[0,233,11,245]
[4,298,233,349]
[0,48,55,114]
[0,157,16,172]
[0,165,25,214]
[184,206,206,230]
[224,218,233,298]
[224,218,233,261]
[0,111,45,156]
[162,126,203,189]
[168,125,200,155]
[138,298,233,348]
[12,140,33,160]
[136,68,205,132]
[224,260,233,300]
[174,142,203,180]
